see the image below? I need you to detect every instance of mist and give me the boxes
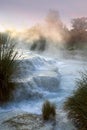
[17,10,69,52]
[0,2,87,130]
[10,10,86,60]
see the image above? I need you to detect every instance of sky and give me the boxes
[0,0,87,31]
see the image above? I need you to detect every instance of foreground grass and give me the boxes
[64,72,87,130]
[0,33,18,104]
[42,100,56,121]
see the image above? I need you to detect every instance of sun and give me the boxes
[0,25,6,32]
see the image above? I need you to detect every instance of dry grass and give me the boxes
[64,72,87,130]
[42,100,56,121]
[0,33,18,104]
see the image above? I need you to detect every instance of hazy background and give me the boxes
[0,0,87,31]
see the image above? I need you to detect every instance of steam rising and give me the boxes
[23,10,69,50]
[16,10,87,53]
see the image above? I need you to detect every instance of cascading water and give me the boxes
[13,52,60,102]
[0,47,87,130]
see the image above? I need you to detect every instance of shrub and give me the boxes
[0,33,18,104]
[30,36,46,51]
[42,100,56,121]
[64,72,87,130]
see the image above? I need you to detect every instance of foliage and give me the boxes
[64,72,87,130]
[0,33,18,104]
[42,100,56,121]
[71,17,87,31]
[30,36,46,51]
[66,17,87,50]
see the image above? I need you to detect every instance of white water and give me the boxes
[0,48,87,129]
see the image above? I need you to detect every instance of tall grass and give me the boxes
[42,100,56,121]
[64,72,87,130]
[0,33,18,104]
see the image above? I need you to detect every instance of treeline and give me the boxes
[24,10,87,51]
[66,17,87,50]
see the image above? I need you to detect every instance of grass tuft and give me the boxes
[64,71,87,130]
[42,100,56,121]
[0,33,18,104]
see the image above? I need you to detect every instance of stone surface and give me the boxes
[0,110,76,130]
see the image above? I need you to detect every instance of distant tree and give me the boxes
[30,35,46,52]
[71,17,87,31]
[67,17,87,50]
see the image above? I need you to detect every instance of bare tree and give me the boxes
[67,17,87,49]
[71,17,87,31]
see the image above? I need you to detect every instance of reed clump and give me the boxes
[0,33,18,104]
[42,100,56,121]
[64,72,87,130]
